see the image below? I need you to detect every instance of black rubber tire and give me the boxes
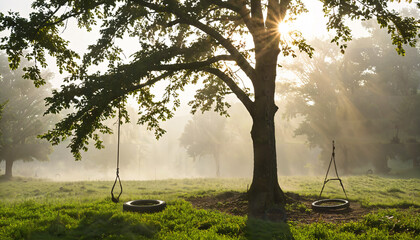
[123,200,166,213]
[311,199,350,211]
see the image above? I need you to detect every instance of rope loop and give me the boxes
[111,168,123,203]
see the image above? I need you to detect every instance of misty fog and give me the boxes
[0,101,321,181]
[1,15,419,181]
[4,90,417,182]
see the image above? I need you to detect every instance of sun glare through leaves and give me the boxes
[277,20,293,43]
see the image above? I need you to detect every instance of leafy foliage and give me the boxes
[0,0,417,161]
[322,0,419,55]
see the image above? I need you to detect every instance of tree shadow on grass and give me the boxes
[0,175,12,182]
[245,217,295,240]
[29,211,158,240]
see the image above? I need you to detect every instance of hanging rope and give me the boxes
[312,140,350,211]
[318,140,348,200]
[111,100,123,203]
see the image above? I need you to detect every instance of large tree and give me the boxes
[0,0,418,217]
[0,55,53,179]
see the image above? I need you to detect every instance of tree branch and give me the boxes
[250,0,263,25]
[208,0,256,34]
[266,0,280,29]
[152,55,235,71]
[34,4,64,34]
[279,0,291,21]
[203,67,254,114]
[130,71,174,91]
[132,0,257,83]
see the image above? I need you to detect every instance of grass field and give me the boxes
[1,176,419,239]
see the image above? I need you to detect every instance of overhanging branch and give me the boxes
[152,55,235,71]
[203,67,254,115]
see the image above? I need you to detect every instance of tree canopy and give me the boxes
[0,0,417,159]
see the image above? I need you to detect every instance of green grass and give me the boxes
[291,209,420,240]
[1,176,419,239]
[0,199,247,240]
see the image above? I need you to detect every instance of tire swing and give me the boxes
[312,141,350,212]
[110,97,166,214]
[123,200,166,213]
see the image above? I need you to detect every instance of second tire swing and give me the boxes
[312,141,350,212]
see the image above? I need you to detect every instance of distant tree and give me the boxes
[0,55,53,179]
[283,18,420,173]
[1,0,418,217]
[180,112,227,177]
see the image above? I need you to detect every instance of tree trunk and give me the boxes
[5,158,13,179]
[247,36,286,219]
[248,103,286,219]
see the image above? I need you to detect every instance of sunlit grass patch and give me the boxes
[279,175,420,208]
[0,178,252,204]
[285,202,312,214]
[1,176,419,208]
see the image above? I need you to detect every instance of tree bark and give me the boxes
[248,101,286,218]
[247,31,286,218]
[5,158,13,179]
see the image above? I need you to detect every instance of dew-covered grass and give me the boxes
[1,176,419,239]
